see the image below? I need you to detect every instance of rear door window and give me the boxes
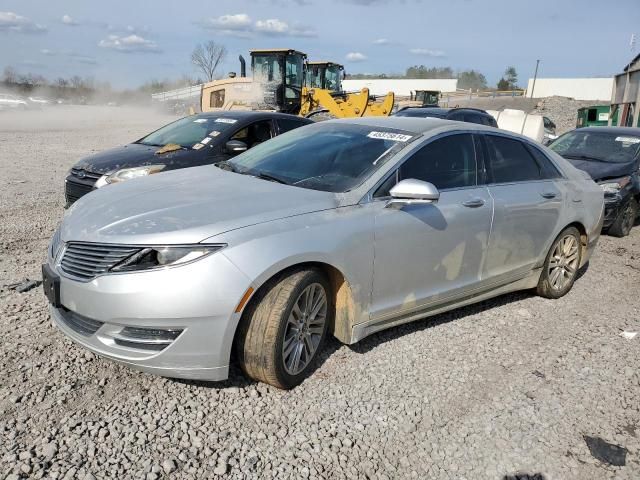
[485,135,543,183]
[526,145,563,179]
[277,118,309,134]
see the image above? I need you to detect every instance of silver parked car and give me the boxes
[44,118,604,389]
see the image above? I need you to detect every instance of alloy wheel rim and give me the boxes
[548,234,579,291]
[282,283,327,375]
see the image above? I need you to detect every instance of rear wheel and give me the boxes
[608,198,638,238]
[236,269,332,389]
[536,227,582,299]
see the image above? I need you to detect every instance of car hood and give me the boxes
[60,165,339,245]
[563,157,637,182]
[74,143,197,175]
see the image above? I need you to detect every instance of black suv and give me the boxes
[393,107,498,127]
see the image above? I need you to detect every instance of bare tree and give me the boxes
[3,66,18,84]
[191,41,227,82]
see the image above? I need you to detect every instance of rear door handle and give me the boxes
[462,198,485,208]
[540,192,557,199]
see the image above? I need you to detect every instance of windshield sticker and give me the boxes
[193,119,207,123]
[192,143,205,150]
[367,131,413,142]
[201,137,212,145]
[615,136,640,144]
[215,118,237,124]
[209,131,221,137]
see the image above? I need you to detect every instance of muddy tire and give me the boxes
[608,198,638,238]
[536,226,582,299]
[236,269,332,389]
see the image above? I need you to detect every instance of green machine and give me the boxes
[576,105,618,128]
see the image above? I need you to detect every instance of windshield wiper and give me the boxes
[563,154,608,162]
[215,160,240,173]
[252,171,289,185]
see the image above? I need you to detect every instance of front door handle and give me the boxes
[541,192,557,199]
[462,198,485,208]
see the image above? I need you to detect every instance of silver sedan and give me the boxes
[43,117,604,389]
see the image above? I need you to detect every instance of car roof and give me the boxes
[195,111,310,122]
[328,116,495,135]
[396,107,489,115]
[577,126,640,135]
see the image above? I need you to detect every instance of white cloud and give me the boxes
[98,34,160,53]
[0,11,46,33]
[409,48,446,57]
[40,48,55,56]
[255,18,288,35]
[62,14,78,26]
[346,52,367,62]
[201,13,316,37]
[372,38,389,45]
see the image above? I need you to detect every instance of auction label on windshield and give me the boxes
[215,118,238,124]
[367,131,413,142]
[615,136,640,144]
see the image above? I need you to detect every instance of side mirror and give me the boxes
[386,179,440,208]
[225,140,248,155]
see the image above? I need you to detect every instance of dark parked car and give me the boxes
[393,107,498,127]
[549,127,640,237]
[65,111,312,205]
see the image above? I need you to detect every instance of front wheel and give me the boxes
[608,198,638,238]
[536,227,582,299]
[236,269,332,389]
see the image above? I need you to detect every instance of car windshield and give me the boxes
[550,130,640,163]
[395,109,446,118]
[137,116,238,148]
[227,122,417,192]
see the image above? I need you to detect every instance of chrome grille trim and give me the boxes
[113,327,183,352]
[60,242,141,280]
[70,168,102,181]
[50,228,63,260]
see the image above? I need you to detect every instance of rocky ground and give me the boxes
[0,106,639,480]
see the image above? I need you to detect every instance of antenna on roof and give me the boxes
[631,33,637,53]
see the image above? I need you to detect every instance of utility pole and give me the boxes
[530,59,540,99]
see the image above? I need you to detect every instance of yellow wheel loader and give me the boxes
[200,49,394,119]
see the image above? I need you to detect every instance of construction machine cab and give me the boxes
[250,49,306,113]
[412,90,440,107]
[306,62,344,93]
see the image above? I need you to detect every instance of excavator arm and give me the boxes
[299,87,394,118]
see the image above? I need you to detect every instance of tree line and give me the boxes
[347,65,521,91]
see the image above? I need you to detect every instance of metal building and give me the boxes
[610,53,640,127]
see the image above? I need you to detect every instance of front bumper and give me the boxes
[47,252,253,381]
[601,192,632,228]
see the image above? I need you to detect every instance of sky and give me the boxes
[0,0,638,89]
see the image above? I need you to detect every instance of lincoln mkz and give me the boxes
[44,118,604,389]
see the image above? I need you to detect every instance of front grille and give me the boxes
[65,169,102,205]
[50,228,62,260]
[70,168,102,182]
[57,307,104,336]
[60,242,141,280]
[65,180,94,204]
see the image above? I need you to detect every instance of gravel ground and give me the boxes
[1,106,639,480]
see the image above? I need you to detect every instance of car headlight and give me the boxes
[95,165,166,188]
[111,245,226,272]
[599,176,631,194]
